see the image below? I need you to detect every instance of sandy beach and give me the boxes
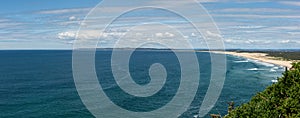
[209,51,294,69]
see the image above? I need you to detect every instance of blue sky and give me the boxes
[0,0,299,49]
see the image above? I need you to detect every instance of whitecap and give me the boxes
[247,68,268,71]
[234,60,249,63]
[269,69,276,72]
[255,62,275,67]
[246,59,275,67]
[247,68,259,71]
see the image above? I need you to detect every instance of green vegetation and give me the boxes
[225,62,300,118]
[228,49,300,60]
[266,52,300,61]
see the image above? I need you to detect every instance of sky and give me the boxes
[0,0,299,49]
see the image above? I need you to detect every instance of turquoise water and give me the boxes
[0,50,284,117]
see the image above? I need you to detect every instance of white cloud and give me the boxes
[224,38,245,44]
[245,39,271,44]
[214,14,300,19]
[155,33,163,37]
[57,31,76,40]
[222,38,275,45]
[5,0,299,49]
[279,40,290,44]
[267,26,300,31]
[165,32,175,37]
[37,8,90,14]
[155,32,175,38]
[235,25,265,29]
[206,31,221,38]
[69,16,77,21]
[191,33,197,37]
[198,0,218,2]
[57,30,129,43]
[279,1,300,7]
[287,32,300,36]
[214,8,296,13]
[277,40,300,44]
[224,39,234,43]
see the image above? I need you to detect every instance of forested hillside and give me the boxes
[225,62,300,118]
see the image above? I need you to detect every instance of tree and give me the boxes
[225,62,300,118]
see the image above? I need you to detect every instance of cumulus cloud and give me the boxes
[245,39,271,44]
[206,31,221,38]
[223,38,274,45]
[224,39,235,43]
[69,16,77,21]
[191,33,197,37]
[57,31,76,40]
[224,38,245,44]
[57,29,129,43]
[155,33,163,37]
[165,32,175,37]
[279,40,290,44]
[155,32,175,38]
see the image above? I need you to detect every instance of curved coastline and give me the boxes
[207,51,293,69]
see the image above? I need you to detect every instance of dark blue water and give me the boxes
[0,50,284,117]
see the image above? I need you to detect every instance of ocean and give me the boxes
[0,50,284,118]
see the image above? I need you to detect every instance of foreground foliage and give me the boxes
[225,62,300,118]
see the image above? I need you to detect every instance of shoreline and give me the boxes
[208,51,294,69]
